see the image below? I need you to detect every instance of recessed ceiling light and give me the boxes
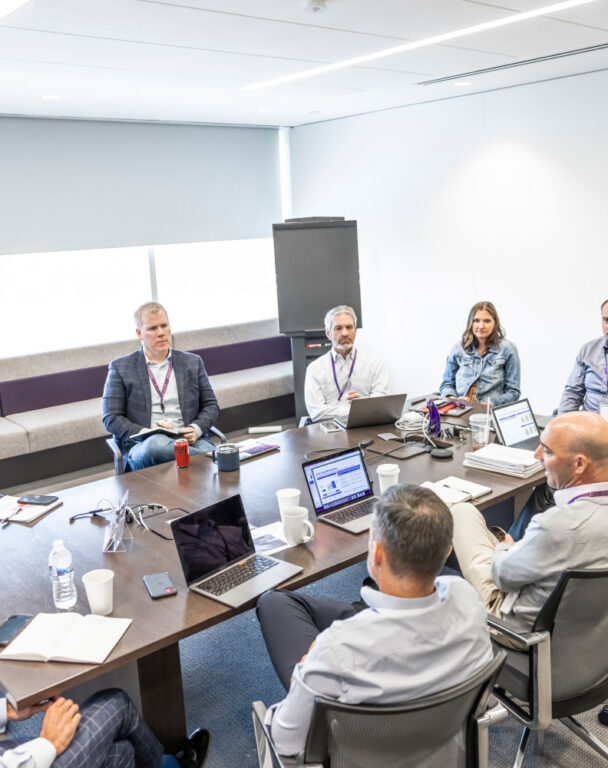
[454,81,472,88]
[42,93,60,101]
[244,0,599,91]
[0,0,32,22]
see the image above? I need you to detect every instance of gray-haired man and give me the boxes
[303,305,389,422]
[256,485,493,758]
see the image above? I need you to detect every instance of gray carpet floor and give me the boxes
[8,560,608,766]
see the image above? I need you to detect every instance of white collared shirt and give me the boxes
[266,577,493,757]
[304,347,390,422]
[144,350,184,429]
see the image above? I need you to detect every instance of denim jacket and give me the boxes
[439,338,521,406]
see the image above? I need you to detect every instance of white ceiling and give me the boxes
[1,0,608,126]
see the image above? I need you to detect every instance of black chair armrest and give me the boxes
[209,426,227,444]
[487,615,548,649]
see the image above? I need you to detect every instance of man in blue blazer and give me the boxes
[102,302,219,471]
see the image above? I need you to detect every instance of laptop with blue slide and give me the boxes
[302,447,378,534]
[491,398,542,452]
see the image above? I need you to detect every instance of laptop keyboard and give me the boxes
[197,555,278,596]
[515,437,541,451]
[324,497,376,525]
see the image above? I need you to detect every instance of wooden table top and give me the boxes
[0,412,544,707]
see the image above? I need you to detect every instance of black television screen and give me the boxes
[272,220,362,334]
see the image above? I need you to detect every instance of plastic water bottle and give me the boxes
[48,539,77,610]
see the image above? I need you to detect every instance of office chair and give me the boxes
[105,426,227,476]
[252,651,507,768]
[488,568,608,767]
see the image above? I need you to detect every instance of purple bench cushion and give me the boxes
[0,336,292,415]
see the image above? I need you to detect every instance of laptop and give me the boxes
[303,447,379,533]
[491,398,542,451]
[171,494,302,608]
[333,393,407,429]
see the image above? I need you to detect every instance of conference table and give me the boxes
[0,409,545,750]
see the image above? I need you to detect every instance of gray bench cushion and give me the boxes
[7,399,107,453]
[0,418,29,460]
[210,362,294,409]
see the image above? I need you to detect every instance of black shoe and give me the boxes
[599,706,608,726]
[174,728,211,768]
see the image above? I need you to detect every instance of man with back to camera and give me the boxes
[102,302,219,472]
[509,298,608,539]
[0,688,209,767]
[304,305,390,422]
[256,485,493,758]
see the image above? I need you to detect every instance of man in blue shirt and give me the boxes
[256,485,493,758]
[558,298,608,414]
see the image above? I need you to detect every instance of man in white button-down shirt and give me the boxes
[257,485,493,758]
[304,305,390,423]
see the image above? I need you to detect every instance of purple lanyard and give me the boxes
[331,351,357,401]
[567,490,608,505]
[604,348,608,391]
[146,360,173,414]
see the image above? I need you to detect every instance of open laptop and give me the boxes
[171,494,302,607]
[303,447,378,533]
[491,398,542,451]
[333,393,407,429]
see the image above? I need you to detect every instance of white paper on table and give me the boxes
[251,521,290,555]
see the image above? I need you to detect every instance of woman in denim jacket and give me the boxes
[440,301,521,406]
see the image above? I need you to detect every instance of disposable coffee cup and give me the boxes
[282,506,314,546]
[82,569,114,616]
[376,463,400,494]
[469,414,491,451]
[276,488,301,519]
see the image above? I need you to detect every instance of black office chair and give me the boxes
[105,426,227,475]
[488,568,608,767]
[252,651,507,768]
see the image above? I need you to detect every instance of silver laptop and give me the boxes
[171,495,301,607]
[303,447,378,534]
[333,393,407,429]
[491,398,542,451]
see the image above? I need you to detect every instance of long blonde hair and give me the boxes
[461,301,505,351]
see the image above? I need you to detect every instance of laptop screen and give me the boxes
[303,447,373,515]
[171,494,255,585]
[492,399,540,447]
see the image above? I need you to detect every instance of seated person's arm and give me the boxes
[102,361,146,441]
[267,639,342,757]
[0,697,75,768]
[368,359,390,398]
[558,350,586,414]
[304,367,348,423]
[439,346,459,398]
[491,513,567,593]
[489,344,521,406]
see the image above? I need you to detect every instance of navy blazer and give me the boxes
[102,348,219,462]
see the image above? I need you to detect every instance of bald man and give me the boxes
[450,411,608,632]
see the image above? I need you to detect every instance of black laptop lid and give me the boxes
[171,494,255,585]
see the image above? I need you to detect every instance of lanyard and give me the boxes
[567,490,608,505]
[331,351,357,401]
[146,360,173,414]
[604,347,608,391]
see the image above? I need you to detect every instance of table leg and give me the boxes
[138,642,186,752]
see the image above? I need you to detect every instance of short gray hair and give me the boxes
[372,484,453,579]
[133,302,168,329]
[324,305,358,334]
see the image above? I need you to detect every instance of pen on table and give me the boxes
[1,507,22,528]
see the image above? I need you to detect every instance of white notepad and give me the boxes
[0,613,132,664]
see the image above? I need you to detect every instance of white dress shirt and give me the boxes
[145,350,202,439]
[492,481,608,631]
[304,348,390,422]
[266,577,493,757]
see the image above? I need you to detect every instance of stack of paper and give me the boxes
[0,495,61,525]
[463,444,543,478]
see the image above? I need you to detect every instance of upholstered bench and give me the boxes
[0,319,294,488]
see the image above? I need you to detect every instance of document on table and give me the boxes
[251,521,290,555]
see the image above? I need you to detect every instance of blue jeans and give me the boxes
[127,434,215,471]
[508,484,555,541]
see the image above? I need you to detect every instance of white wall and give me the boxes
[290,70,608,414]
[0,118,281,254]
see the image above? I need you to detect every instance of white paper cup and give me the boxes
[82,569,114,616]
[376,463,400,494]
[282,506,315,546]
[276,488,301,519]
[469,414,491,450]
